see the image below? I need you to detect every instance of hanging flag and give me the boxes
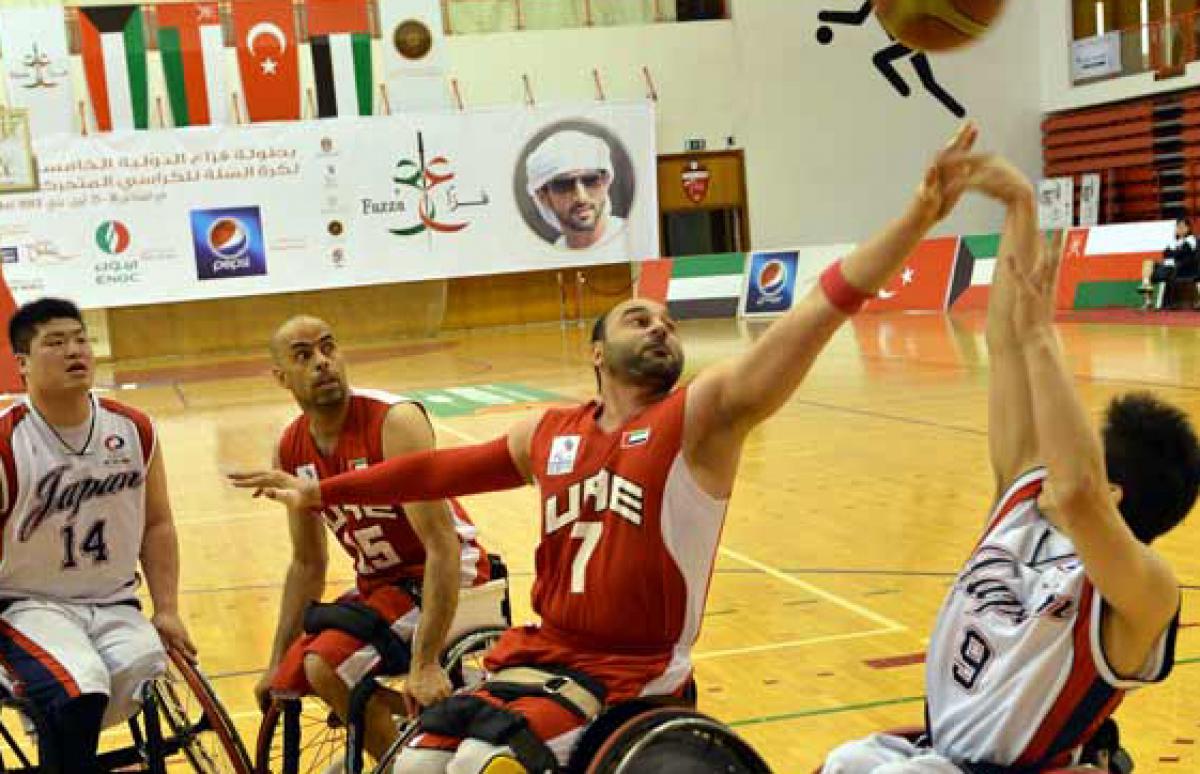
[378,0,448,111]
[0,6,77,137]
[78,6,150,131]
[306,0,373,118]
[156,2,229,126]
[231,0,301,122]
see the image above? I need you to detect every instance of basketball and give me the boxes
[874,0,1006,52]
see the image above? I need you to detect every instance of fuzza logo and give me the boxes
[19,464,143,542]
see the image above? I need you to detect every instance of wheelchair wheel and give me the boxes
[581,707,769,774]
[254,696,347,774]
[440,626,506,690]
[153,649,254,773]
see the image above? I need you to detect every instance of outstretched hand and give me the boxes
[227,469,320,511]
[912,121,980,224]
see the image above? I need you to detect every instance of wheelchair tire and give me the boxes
[582,707,769,774]
[153,648,253,774]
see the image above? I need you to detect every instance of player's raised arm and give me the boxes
[228,412,540,510]
[1011,245,1181,669]
[686,123,977,444]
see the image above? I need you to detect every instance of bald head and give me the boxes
[270,315,348,411]
[270,315,332,364]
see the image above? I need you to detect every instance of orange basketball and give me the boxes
[874,0,1007,52]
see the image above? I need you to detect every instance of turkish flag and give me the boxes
[863,236,960,313]
[231,0,300,122]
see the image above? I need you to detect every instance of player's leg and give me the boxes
[0,600,112,772]
[90,602,167,728]
[824,733,963,773]
[303,585,422,759]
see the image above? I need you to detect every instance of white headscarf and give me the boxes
[525,131,615,233]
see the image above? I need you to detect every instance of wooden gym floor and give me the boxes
[86,311,1200,772]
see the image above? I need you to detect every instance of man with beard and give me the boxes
[256,316,491,764]
[232,124,981,773]
[525,131,626,253]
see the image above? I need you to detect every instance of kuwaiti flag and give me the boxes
[306,0,373,118]
[156,2,230,126]
[78,6,150,131]
[0,6,77,137]
[378,0,449,110]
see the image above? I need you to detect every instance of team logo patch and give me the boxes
[547,435,581,476]
[296,463,318,481]
[621,428,651,448]
[103,435,125,451]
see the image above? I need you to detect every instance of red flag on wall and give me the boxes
[231,0,300,122]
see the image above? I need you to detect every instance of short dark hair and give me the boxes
[1104,393,1200,543]
[8,298,84,355]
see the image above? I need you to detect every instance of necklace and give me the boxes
[31,397,96,456]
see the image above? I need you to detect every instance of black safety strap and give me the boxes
[302,600,412,674]
[420,694,560,773]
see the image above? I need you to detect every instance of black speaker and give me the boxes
[676,0,725,22]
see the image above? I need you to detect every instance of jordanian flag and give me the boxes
[78,6,150,131]
[156,2,230,126]
[306,0,373,118]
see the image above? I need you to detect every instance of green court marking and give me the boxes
[404,382,565,418]
[728,695,924,728]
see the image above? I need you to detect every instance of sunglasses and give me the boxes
[546,172,607,195]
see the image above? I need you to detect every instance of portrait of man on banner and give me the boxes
[518,123,634,254]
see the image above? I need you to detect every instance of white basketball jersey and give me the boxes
[926,468,1178,769]
[0,395,155,604]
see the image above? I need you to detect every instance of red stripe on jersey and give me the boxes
[99,398,155,464]
[0,405,28,560]
[1016,583,1121,766]
[0,621,81,699]
[970,471,1046,555]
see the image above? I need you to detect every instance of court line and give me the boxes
[693,627,899,660]
[719,547,907,633]
[432,421,909,636]
[727,695,925,728]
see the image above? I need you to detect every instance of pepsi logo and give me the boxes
[756,259,788,298]
[207,217,250,260]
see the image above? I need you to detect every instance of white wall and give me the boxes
[447,1,1046,249]
[1039,0,1200,113]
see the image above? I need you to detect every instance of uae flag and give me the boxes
[232,0,301,122]
[78,6,150,131]
[306,0,373,118]
[378,0,448,111]
[156,3,230,126]
[0,6,77,136]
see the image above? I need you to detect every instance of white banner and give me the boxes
[1071,32,1122,82]
[1037,177,1074,230]
[379,0,449,111]
[0,100,657,308]
[1078,172,1101,227]
[0,6,77,137]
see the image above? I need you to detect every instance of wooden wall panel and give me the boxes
[657,151,747,211]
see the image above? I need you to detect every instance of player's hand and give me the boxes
[254,669,277,713]
[152,611,198,662]
[956,152,1036,206]
[1009,242,1061,335]
[227,469,320,510]
[404,661,453,708]
[912,121,979,224]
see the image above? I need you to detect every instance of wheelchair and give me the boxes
[814,721,1133,774]
[0,647,252,773]
[373,684,770,774]
[254,555,513,774]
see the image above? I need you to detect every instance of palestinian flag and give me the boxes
[156,3,229,126]
[78,6,150,131]
[306,0,373,118]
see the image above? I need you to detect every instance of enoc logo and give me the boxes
[95,221,131,256]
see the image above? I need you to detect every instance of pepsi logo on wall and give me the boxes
[190,207,267,280]
[742,250,800,317]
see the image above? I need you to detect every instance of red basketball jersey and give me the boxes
[277,389,488,594]
[527,387,728,656]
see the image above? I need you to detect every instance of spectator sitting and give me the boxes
[1141,218,1198,310]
